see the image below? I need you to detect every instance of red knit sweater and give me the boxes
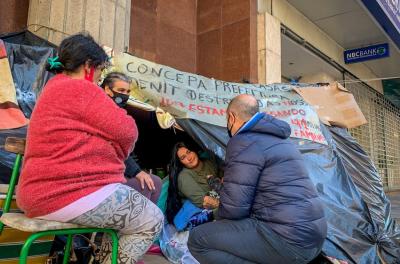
[16,74,138,218]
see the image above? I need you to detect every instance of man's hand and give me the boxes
[203,195,219,209]
[136,171,156,191]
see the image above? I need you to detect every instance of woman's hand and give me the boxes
[203,195,219,209]
[136,171,156,191]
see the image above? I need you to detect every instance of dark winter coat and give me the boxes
[219,112,327,249]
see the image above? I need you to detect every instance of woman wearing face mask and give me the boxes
[16,33,163,264]
[100,72,162,204]
[166,142,222,226]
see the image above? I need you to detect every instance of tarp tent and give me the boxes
[0,31,56,264]
[0,31,56,183]
[177,119,400,263]
[0,31,399,263]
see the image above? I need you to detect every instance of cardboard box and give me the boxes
[294,82,367,129]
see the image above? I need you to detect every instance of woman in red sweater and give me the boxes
[16,33,163,264]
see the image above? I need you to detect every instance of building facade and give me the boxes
[1,0,400,190]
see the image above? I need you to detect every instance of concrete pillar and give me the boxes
[0,0,30,35]
[130,0,258,82]
[257,12,281,84]
[27,0,131,52]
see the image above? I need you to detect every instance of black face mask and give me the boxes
[227,115,247,138]
[111,91,129,108]
[227,115,235,138]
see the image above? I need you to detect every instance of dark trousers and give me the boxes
[188,218,321,264]
[125,174,162,204]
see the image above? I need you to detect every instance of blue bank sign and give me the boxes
[344,43,390,64]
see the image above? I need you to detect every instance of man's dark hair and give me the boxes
[46,32,108,74]
[227,95,259,120]
[100,72,131,89]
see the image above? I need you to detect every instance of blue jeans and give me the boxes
[188,218,321,264]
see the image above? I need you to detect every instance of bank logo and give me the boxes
[377,46,387,55]
[344,43,390,64]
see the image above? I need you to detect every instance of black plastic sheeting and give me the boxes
[1,31,56,118]
[0,31,55,182]
[177,119,400,263]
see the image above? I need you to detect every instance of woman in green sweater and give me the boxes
[166,142,222,224]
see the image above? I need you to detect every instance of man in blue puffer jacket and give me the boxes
[188,94,327,264]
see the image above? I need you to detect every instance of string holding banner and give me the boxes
[113,53,327,145]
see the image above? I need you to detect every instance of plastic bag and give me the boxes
[159,224,199,264]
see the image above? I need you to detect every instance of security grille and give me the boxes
[344,74,400,191]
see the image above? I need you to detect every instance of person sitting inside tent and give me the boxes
[100,72,162,204]
[166,142,222,230]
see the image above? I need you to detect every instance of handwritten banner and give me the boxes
[113,53,327,145]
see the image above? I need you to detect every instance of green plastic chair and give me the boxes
[0,137,119,264]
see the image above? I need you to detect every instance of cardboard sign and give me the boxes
[113,53,327,144]
[294,82,367,129]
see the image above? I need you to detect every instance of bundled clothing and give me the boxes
[189,113,327,264]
